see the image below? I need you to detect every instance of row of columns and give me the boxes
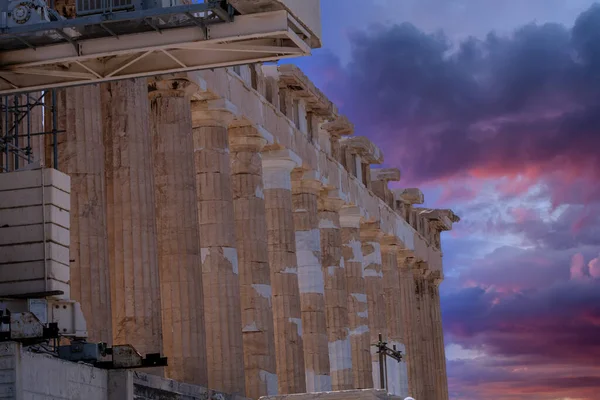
[52,78,445,400]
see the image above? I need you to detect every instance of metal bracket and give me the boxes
[372,333,404,391]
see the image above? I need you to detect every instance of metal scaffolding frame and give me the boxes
[0,0,313,95]
[0,89,61,172]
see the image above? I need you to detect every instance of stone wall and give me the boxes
[0,341,108,400]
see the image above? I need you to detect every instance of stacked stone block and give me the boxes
[0,168,70,298]
[292,171,331,392]
[149,78,207,383]
[262,149,306,394]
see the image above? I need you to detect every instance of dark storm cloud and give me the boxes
[442,277,600,365]
[302,5,600,398]
[313,4,600,186]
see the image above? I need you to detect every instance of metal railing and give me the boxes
[76,0,140,16]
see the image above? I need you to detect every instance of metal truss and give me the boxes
[0,1,313,95]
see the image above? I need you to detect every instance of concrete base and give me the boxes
[0,168,71,298]
[0,341,249,400]
[260,389,402,400]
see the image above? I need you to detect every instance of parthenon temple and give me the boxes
[0,2,459,400]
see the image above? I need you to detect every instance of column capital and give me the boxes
[262,149,301,170]
[397,250,417,270]
[148,76,199,99]
[229,135,267,153]
[292,170,323,195]
[229,124,275,153]
[380,235,400,253]
[191,99,238,128]
[339,205,362,228]
[413,262,431,277]
[261,149,302,190]
[318,190,346,213]
[359,222,384,242]
[429,270,444,286]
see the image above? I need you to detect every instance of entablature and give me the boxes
[276,64,334,116]
[186,66,457,275]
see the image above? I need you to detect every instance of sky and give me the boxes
[286,1,600,399]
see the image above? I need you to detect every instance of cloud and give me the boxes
[308,5,600,196]
[447,355,600,400]
[441,271,600,398]
[297,3,600,398]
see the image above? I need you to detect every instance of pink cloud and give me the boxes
[570,253,587,280]
[589,256,600,279]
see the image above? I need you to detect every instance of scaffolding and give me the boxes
[0,0,322,170]
[0,90,61,172]
[0,0,317,95]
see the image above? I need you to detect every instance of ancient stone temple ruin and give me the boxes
[0,2,458,400]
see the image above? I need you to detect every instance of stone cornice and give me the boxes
[321,115,354,137]
[371,168,401,183]
[340,136,384,164]
[417,208,461,232]
[394,188,424,205]
[266,64,334,116]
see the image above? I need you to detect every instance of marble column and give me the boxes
[56,85,111,344]
[292,171,331,392]
[417,268,435,400]
[103,79,162,360]
[410,264,430,400]
[148,77,207,384]
[398,254,423,399]
[381,238,409,397]
[422,271,441,400]
[431,274,450,400]
[318,192,353,391]
[340,206,372,389]
[262,149,306,394]
[192,99,245,395]
[229,125,278,398]
[360,224,386,389]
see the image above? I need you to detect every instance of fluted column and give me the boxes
[431,274,449,400]
[360,224,386,389]
[410,263,430,399]
[340,207,372,389]
[381,238,409,397]
[292,171,331,392]
[103,79,162,360]
[262,149,306,394]
[318,192,353,391]
[417,268,435,400]
[148,77,207,383]
[229,125,278,398]
[56,84,111,343]
[192,99,245,395]
[398,255,423,399]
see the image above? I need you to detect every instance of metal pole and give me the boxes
[13,95,19,170]
[4,96,9,171]
[378,333,385,391]
[51,89,58,169]
[26,94,31,163]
